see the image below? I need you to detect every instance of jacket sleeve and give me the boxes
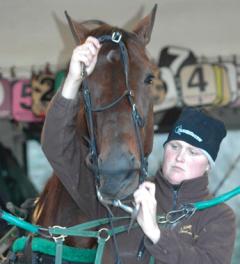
[41,90,100,217]
[144,205,236,264]
[41,90,82,194]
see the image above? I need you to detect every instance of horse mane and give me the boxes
[32,175,63,224]
[32,176,53,224]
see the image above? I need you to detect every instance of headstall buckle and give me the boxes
[112,31,122,43]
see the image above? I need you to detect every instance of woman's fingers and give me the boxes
[134,184,156,209]
[141,181,156,196]
[72,36,101,64]
[85,36,101,49]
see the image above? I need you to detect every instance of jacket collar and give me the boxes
[155,169,210,211]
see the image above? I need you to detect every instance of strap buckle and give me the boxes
[50,225,67,242]
[112,31,122,43]
[97,228,110,242]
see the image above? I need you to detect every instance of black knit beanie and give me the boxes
[164,108,226,166]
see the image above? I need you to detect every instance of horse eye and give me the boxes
[144,74,154,85]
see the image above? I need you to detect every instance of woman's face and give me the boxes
[162,140,210,185]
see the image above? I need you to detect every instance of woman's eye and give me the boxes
[189,149,199,155]
[144,74,154,85]
[170,143,179,149]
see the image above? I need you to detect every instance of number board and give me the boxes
[212,65,223,105]
[0,78,12,118]
[219,65,231,106]
[31,73,55,117]
[12,79,43,122]
[153,67,178,112]
[224,63,239,106]
[180,64,217,106]
[158,46,197,77]
[230,64,240,107]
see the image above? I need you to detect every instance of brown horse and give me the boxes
[31,6,157,264]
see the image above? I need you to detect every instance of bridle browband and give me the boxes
[81,31,149,213]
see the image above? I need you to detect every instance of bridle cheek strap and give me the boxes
[81,31,148,188]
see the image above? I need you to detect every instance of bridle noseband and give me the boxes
[82,31,149,213]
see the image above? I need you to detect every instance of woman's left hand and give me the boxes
[133,181,161,244]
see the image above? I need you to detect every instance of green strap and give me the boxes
[55,238,64,264]
[49,216,131,238]
[94,238,106,264]
[12,237,96,263]
[149,256,155,264]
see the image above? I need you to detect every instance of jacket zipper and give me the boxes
[172,185,180,210]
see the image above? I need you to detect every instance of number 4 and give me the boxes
[188,67,207,92]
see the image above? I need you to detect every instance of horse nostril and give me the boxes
[130,154,135,164]
[98,157,103,166]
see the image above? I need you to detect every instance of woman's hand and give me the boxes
[68,36,101,81]
[134,181,161,244]
[62,36,101,99]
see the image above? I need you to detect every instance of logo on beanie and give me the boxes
[175,125,203,142]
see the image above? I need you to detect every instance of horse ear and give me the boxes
[133,4,157,46]
[65,11,89,44]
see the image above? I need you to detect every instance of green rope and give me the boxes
[0,210,39,233]
[194,186,240,210]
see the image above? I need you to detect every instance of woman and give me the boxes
[134,107,236,263]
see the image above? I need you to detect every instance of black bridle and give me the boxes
[81,31,149,212]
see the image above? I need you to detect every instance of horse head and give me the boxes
[66,6,157,207]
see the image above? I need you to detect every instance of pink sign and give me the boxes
[12,79,43,122]
[0,78,12,118]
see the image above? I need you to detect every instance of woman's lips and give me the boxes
[172,165,184,171]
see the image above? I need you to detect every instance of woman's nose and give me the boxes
[176,149,185,162]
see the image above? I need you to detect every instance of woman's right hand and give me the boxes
[68,36,102,81]
[133,181,161,244]
[62,36,101,99]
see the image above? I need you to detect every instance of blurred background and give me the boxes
[0,0,240,263]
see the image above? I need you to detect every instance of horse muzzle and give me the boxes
[85,149,141,200]
[97,151,140,200]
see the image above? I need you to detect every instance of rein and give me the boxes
[81,31,148,212]
[1,186,240,264]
